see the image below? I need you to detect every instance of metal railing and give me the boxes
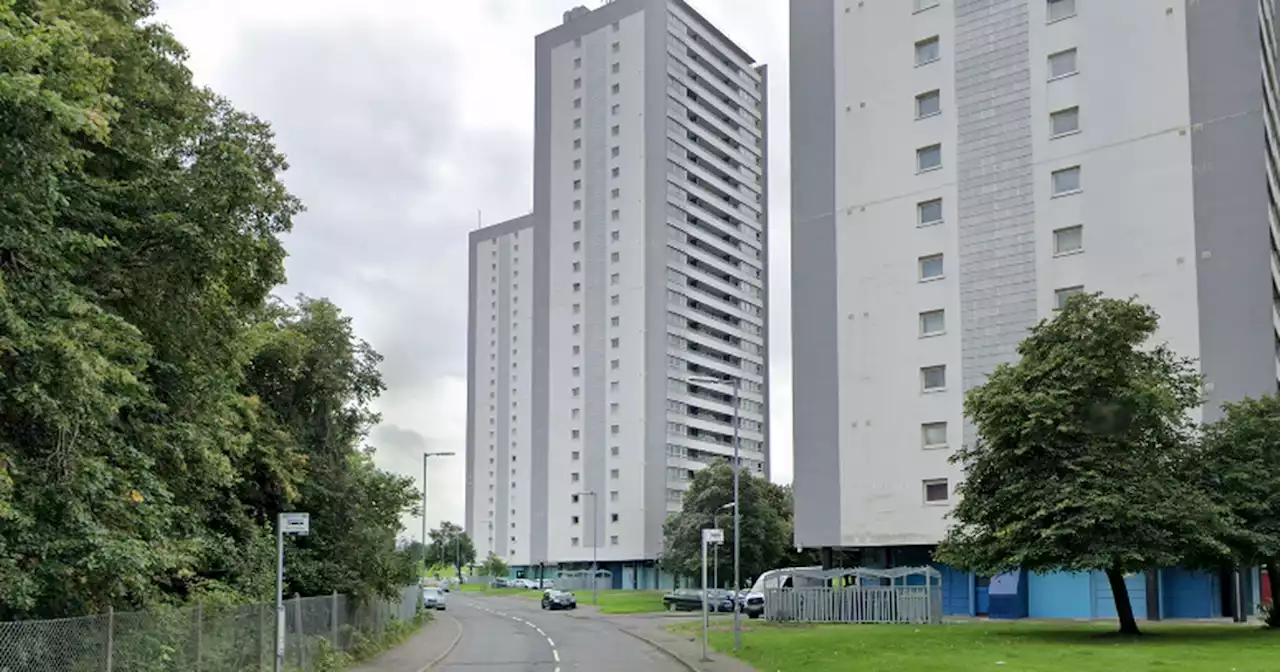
[0,585,421,672]
[764,585,942,625]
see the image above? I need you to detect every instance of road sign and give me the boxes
[702,528,724,544]
[281,512,310,536]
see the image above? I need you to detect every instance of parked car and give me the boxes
[422,586,447,611]
[662,589,734,612]
[737,590,764,619]
[541,589,578,611]
[491,578,509,588]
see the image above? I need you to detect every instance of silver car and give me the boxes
[422,586,447,610]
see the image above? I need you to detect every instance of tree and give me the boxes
[662,461,791,588]
[1191,395,1280,626]
[480,553,509,579]
[936,294,1222,635]
[424,522,477,580]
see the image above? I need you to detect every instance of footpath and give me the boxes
[568,607,757,672]
[347,612,462,672]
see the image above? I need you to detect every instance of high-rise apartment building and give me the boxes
[466,0,768,588]
[791,0,1278,619]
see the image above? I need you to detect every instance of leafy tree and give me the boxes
[662,461,790,588]
[1191,395,1280,625]
[423,522,477,580]
[936,294,1222,635]
[480,553,509,579]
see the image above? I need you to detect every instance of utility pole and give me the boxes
[421,451,456,580]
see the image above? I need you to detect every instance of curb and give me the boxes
[614,624,702,672]
[417,612,463,672]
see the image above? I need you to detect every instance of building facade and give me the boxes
[791,0,1279,618]
[467,0,769,588]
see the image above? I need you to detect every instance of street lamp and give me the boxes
[421,451,456,581]
[577,490,599,606]
[687,375,744,652]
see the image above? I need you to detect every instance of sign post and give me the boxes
[701,528,724,662]
[275,512,310,672]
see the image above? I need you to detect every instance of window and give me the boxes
[917,144,942,172]
[611,103,620,116]
[573,97,581,109]
[572,303,581,314]
[915,90,941,118]
[574,138,582,149]
[573,118,582,130]
[914,0,940,10]
[611,209,620,220]
[611,230,620,241]
[573,179,581,191]
[572,387,581,397]
[610,535,619,546]
[573,158,581,170]
[571,537,580,547]
[924,479,949,503]
[918,198,943,226]
[571,429,580,439]
[610,425,620,435]
[571,450,580,461]
[572,494,580,503]
[573,199,582,211]
[611,251,620,262]
[915,36,940,66]
[1047,0,1076,22]
[611,359,620,370]
[610,513,619,523]
[611,294,620,305]
[571,515,580,524]
[572,366,581,377]
[574,57,581,70]
[611,20,619,32]
[573,219,581,230]
[610,491,619,502]
[611,167,620,178]
[571,408,580,419]
[1055,285,1084,310]
[610,445,620,456]
[571,472,580,482]
[574,77,582,90]
[1053,225,1084,255]
[611,188,620,199]
[572,261,581,272]
[611,337,620,348]
[611,273,620,285]
[573,282,581,293]
[610,468,620,479]
[612,41,620,53]
[1048,48,1078,79]
[920,309,945,337]
[611,125,620,136]
[1051,166,1082,196]
[611,62,620,74]
[572,323,580,334]
[610,316,620,327]
[1050,106,1080,137]
[921,365,947,392]
[611,83,620,95]
[922,422,948,449]
[918,253,945,280]
[611,146,620,158]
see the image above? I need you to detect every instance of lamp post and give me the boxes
[577,490,599,605]
[714,502,736,589]
[688,375,743,652]
[421,451,456,581]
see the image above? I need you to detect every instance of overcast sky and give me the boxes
[153,0,792,540]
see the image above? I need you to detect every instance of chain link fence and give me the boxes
[0,585,422,672]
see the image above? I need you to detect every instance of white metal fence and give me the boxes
[0,585,421,672]
[553,570,612,592]
[764,585,943,624]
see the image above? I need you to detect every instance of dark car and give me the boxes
[663,589,735,612]
[541,589,577,611]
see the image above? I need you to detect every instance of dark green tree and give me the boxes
[936,294,1223,635]
[1191,394,1280,625]
[424,522,477,580]
[480,552,509,579]
[661,461,790,588]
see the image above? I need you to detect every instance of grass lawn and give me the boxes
[585,590,668,614]
[672,621,1280,672]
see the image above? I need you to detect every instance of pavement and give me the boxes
[352,594,756,672]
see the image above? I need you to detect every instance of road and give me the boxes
[437,594,687,671]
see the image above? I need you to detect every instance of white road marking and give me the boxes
[473,597,561,669]
[546,638,555,647]
[552,649,560,662]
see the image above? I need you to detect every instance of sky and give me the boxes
[152,0,793,541]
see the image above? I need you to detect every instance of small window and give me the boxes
[571,429,580,439]
[915,90,941,118]
[611,359,620,370]
[573,97,581,109]
[921,365,947,392]
[1051,166,1082,196]
[918,198,943,226]
[612,41,620,53]
[571,472,580,482]
[920,309,945,337]
[573,118,582,130]
[574,57,581,70]
[1050,106,1080,137]
[611,337,620,348]
[611,209,620,220]
[1047,0,1076,23]
[1048,48,1078,79]
[611,125,620,136]
[572,261,581,272]
[924,479,949,503]
[919,253,945,280]
[611,445,620,456]
[610,535,619,546]
[922,422,948,449]
[917,144,942,172]
[574,77,582,90]
[611,103,620,116]
[1053,225,1083,255]
[611,251,620,262]
[915,36,940,66]
[572,366,581,377]
[611,230,620,241]
[573,158,581,170]
[611,273,620,285]
[611,167,620,178]
[572,344,580,355]
[611,425,620,435]
[572,303,581,315]
[571,515,580,524]
[611,146,620,158]
[611,83,620,95]
[572,493,580,503]
[1055,285,1084,310]
[573,179,581,191]
[574,138,582,149]
[572,387,581,397]
[573,282,582,293]
[610,468,620,479]
[611,188,620,199]
[610,316,620,327]
[571,536,580,547]
[573,199,582,211]
[610,513,619,523]
[610,490,619,502]
[611,62,620,74]
[914,0,940,10]
[611,294,620,305]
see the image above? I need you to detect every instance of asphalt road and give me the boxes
[438,595,687,671]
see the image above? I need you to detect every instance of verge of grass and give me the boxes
[669,621,1280,672]
[590,590,668,614]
